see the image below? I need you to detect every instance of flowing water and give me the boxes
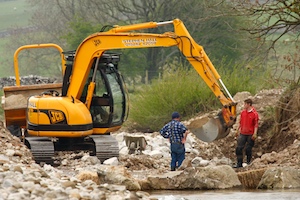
[149,189,300,200]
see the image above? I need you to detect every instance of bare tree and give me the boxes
[79,0,249,81]
[7,0,251,82]
[231,0,300,84]
[231,1,300,142]
[232,0,300,47]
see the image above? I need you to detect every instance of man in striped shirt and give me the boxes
[160,112,189,171]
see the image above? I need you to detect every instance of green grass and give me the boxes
[0,0,32,77]
[0,37,11,77]
[0,0,31,31]
[127,61,267,132]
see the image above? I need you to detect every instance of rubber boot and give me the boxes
[247,156,251,165]
[233,158,243,168]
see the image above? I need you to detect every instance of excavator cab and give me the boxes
[63,52,129,134]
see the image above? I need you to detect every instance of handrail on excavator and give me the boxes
[13,43,65,86]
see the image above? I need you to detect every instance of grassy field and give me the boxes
[0,0,32,77]
[0,0,31,31]
[0,37,10,77]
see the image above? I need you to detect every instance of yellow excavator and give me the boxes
[1,19,236,164]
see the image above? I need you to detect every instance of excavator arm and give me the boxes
[68,19,233,104]
[2,18,237,165]
[67,18,236,141]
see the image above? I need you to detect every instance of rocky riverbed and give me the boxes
[0,76,299,199]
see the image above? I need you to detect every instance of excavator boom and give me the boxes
[2,18,236,165]
[67,18,236,141]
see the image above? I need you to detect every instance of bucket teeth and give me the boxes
[188,116,230,142]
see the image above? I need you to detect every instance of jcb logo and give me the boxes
[49,110,65,124]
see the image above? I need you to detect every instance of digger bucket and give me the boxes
[188,115,231,142]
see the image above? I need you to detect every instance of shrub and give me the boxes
[126,61,269,132]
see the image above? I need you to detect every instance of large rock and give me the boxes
[97,165,141,191]
[146,165,241,190]
[258,167,300,189]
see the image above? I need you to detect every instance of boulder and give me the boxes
[146,165,241,190]
[76,171,100,184]
[97,165,141,191]
[258,167,300,189]
[103,157,119,166]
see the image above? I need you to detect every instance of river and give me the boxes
[148,189,300,200]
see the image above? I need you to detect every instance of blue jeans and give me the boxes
[170,142,185,171]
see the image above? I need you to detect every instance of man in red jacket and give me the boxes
[234,98,259,168]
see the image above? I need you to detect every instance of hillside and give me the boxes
[214,88,300,170]
[0,0,31,31]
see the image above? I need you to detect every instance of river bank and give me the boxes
[0,77,300,199]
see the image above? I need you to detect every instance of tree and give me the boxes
[232,0,300,46]
[231,1,300,146]
[4,0,254,83]
[24,0,252,79]
[231,0,300,85]
[62,18,101,49]
[65,0,251,82]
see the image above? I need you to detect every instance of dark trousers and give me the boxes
[235,134,255,166]
[170,143,185,171]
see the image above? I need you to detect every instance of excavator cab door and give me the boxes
[81,54,129,129]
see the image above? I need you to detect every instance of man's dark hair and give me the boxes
[244,98,253,106]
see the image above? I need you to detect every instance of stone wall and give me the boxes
[0,76,58,89]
